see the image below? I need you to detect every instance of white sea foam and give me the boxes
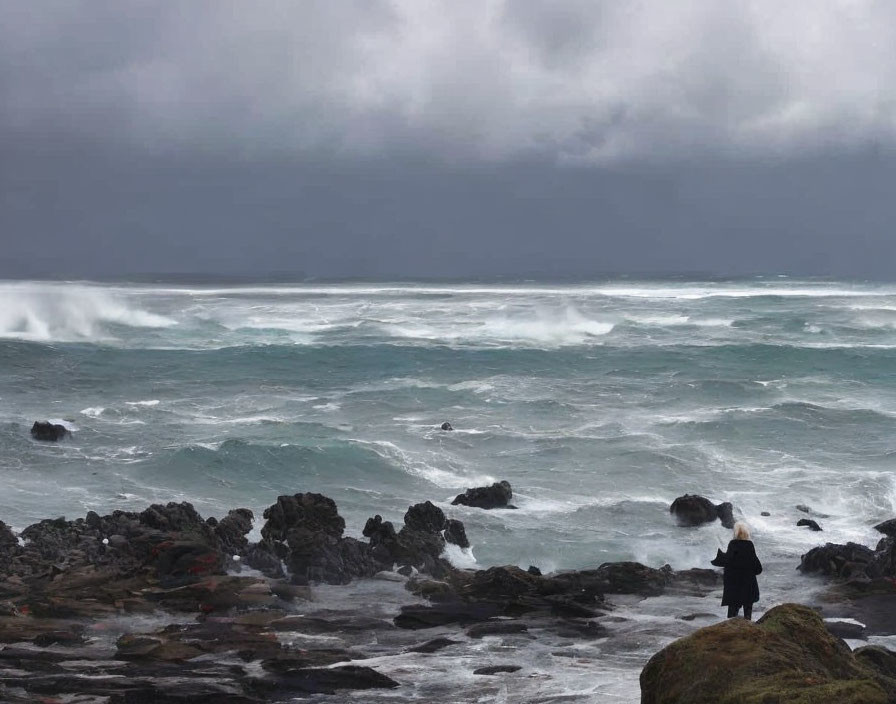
[125,400,160,407]
[352,439,494,488]
[80,407,105,417]
[0,282,175,342]
[442,543,477,569]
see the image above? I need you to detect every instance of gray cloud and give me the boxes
[3,0,896,164]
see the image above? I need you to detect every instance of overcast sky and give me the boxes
[2,1,895,279]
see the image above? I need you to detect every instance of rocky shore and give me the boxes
[0,484,894,702]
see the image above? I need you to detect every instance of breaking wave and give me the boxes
[0,282,175,342]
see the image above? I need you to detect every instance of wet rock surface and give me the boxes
[0,491,737,703]
[641,603,896,704]
[669,494,735,528]
[451,481,516,510]
[30,421,70,441]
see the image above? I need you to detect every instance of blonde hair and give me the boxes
[733,522,751,540]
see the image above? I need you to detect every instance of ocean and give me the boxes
[2,278,896,701]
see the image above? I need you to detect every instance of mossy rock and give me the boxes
[640,603,896,704]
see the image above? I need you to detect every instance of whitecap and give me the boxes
[125,400,160,407]
[442,542,477,569]
[80,407,105,418]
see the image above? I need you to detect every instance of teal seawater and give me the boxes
[1,279,896,581]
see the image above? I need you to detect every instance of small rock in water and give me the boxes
[440,421,453,431]
[797,518,823,531]
[30,421,70,442]
[473,665,522,675]
[761,511,771,517]
[407,637,461,653]
[451,480,515,510]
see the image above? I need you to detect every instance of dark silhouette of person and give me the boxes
[711,521,762,620]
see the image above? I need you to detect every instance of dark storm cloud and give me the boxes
[4,1,896,163]
[2,1,896,278]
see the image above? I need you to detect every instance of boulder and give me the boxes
[452,481,515,510]
[716,501,735,529]
[444,519,469,549]
[640,603,896,704]
[30,421,69,441]
[670,494,734,527]
[552,562,673,597]
[799,542,876,579]
[473,665,522,675]
[214,508,254,554]
[404,501,447,533]
[874,518,896,538]
[797,518,823,531]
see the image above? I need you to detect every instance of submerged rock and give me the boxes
[30,421,69,441]
[797,518,823,531]
[640,603,896,704]
[452,481,516,509]
[474,665,522,675]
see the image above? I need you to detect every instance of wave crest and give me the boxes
[0,283,175,341]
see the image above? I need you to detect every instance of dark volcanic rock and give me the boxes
[215,508,254,554]
[394,601,503,629]
[873,518,896,538]
[451,481,515,510]
[444,518,470,549]
[797,518,823,531]
[550,562,673,598]
[30,421,69,441]
[799,542,876,579]
[670,495,737,528]
[258,665,399,695]
[825,619,867,640]
[407,637,461,653]
[715,501,735,529]
[261,493,345,544]
[466,621,529,638]
[258,493,377,584]
[670,494,715,525]
[474,665,522,675]
[404,501,447,533]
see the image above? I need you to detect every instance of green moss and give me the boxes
[640,603,895,704]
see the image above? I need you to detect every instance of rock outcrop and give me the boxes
[30,421,69,441]
[640,603,896,704]
[452,481,516,509]
[670,494,735,528]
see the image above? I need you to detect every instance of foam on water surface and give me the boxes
[4,277,896,701]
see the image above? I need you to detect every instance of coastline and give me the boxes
[0,486,892,703]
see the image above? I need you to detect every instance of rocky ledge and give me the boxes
[641,603,896,704]
[0,490,722,702]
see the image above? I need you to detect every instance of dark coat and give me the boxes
[711,539,762,606]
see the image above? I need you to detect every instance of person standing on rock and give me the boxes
[710,521,762,620]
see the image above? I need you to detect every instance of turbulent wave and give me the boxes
[0,282,174,341]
